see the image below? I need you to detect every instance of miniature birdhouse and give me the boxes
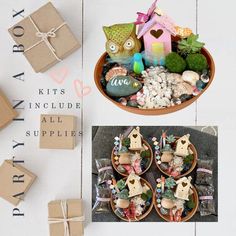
[174,176,193,201]
[174,134,191,157]
[137,4,176,65]
[125,173,143,198]
[128,127,143,151]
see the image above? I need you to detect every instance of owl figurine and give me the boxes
[103,23,141,62]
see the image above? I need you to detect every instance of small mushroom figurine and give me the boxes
[116,189,130,209]
[118,146,131,165]
[161,144,174,162]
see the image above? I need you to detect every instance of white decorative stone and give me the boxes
[182,71,200,86]
[172,82,193,98]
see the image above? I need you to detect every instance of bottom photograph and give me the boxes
[92,126,218,222]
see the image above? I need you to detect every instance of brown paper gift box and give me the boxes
[0,90,18,130]
[48,199,84,236]
[0,160,36,206]
[8,2,80,73]
[40,114,76,149]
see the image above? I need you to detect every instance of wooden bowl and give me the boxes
[155,137,198,179]
[111,139,153,177]
[94,47,215,116]
[110,177,154,222]
[154,185,199,222]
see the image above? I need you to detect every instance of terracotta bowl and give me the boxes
[110,177,154,222]
[154,185,199,222]
[94,46,215,116]
[111,139,153,177]
[154,137,198,179]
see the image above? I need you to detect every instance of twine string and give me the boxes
[48,200,84,236]
[24,16,67,61]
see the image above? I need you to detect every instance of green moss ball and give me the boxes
[186,53,208,72]
[165,52,186,73]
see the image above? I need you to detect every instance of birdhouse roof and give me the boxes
[128,127,143,138]
[137,12,176,39]
[176,134,190,143]
[125,173,140,185]
[176,176,193,187]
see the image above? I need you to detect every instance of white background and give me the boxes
[0,0,235,236]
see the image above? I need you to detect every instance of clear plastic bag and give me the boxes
[92,184,111,214]
[196,159,214,186]
[95,159,114,185]
[196,185,216,216]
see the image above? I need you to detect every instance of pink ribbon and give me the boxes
[96,197,110,202]
[98,166,112,172]
[197,168,213,175]
[199,196,213,200]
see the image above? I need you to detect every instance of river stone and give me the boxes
[179,94,193,102]
[127,100,139,107]
[182,71,200,86]
[117,165,126,173]
[106,76,142,97]
[160,207,169,215]
[172,82,193,98]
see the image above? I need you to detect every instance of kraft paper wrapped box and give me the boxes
[40,114,76,149]
[0,90,18,130]
[48,199,84,236]
[8,2,80,73]
[0,160,36,206]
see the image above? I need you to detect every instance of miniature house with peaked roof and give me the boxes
[125,173,143,197]
[137,7,176,57]
[174,176,193,201]
[128,127,143,150]
[174,134,191,157]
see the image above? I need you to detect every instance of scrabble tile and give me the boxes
[0,90,18,130]
[40,114,76,149]
[0,160,36,206]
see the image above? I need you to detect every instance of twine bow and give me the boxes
[35,29,57,54]
[24,16,67,61]
[48,200,85,236]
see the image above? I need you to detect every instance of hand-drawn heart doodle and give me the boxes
[74,80,92,98]
[49,67,69,84]
[150,29,164,39]
[181,140,186,145]
[129,180,135,185]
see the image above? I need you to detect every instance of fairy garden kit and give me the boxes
[94,0,215,115]
[92,127,217,222]
[152,132,197,178]
[111,126,153,176]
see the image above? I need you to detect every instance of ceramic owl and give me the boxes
[103,23,141,62]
